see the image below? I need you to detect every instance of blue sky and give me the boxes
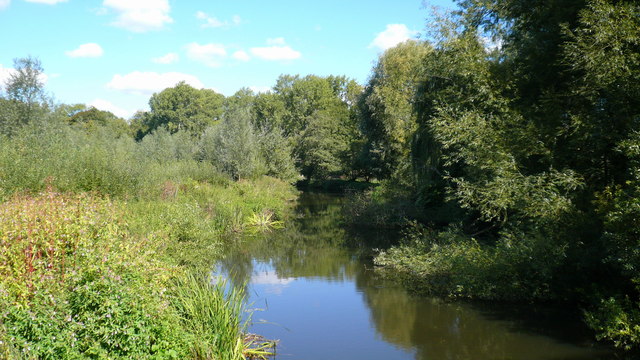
[0,0,454,119]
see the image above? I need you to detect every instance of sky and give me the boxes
[0,0,455,119]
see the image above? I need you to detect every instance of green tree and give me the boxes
[145,81,224,136]
[198,108,265,181]
[67,107,131,137]
[0,56,49,134]
[273,74,362,181]
[359,40,431,181]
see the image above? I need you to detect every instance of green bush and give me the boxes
[375,224,567,301]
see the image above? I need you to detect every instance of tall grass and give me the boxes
[171,274,246,360]
[0,122,295,358]
[0,123,221,199]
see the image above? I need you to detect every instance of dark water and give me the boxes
[215,193,620,360]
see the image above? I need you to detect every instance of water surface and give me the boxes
[215,193,618,360]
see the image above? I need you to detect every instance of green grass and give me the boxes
[0,183,292,359]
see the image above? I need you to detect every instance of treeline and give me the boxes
[353,0,640,351]
[1,59,363,189]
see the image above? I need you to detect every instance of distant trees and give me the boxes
[68,107,131,137]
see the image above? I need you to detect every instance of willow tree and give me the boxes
[359,40,431,181]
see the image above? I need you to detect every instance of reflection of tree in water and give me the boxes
[356,261,614,360]
[217,193,360,288]
[217,193,615,360]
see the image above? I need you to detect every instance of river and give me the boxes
[215,192,619,360]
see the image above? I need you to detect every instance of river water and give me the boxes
[215,192,619,360]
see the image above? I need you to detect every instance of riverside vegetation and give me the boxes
[1,0,639,356]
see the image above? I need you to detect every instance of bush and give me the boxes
[375,224,567,301]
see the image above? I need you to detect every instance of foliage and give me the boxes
[0,56,50,135]
[143,81,225,136]
[351,0,640,351]
[67,106,131,137]
[256,126,298,183]
[0,175,294,359]
[272,74,363,181]
[199,108,266,181]
[0,192,188,359]
[359,40,430,180]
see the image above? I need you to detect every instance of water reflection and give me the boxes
[215,193,619,360]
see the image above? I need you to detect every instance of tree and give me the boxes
[297,110,348,180]
[272,74,362,181]
[0,56,49,134]
[359,40,430,181]
[67,107,131,137]
[198,108,265,181]
[145,81,224,136]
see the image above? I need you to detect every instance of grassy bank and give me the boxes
[0,123,296,359]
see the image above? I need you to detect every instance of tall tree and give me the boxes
[0,56,49,134]
[273,74,362,181]
[145,81,224,136]
[359,40,431,181]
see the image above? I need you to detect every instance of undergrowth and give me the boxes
[0,182,291,359]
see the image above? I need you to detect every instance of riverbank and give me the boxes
[0,137,296,359]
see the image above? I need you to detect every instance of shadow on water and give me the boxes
[215,192,626,360]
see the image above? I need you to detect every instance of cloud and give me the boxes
[65,43,104,58]
[0,64,14,89]
[266,37,285,45]
[152,52,179,64]
[250,46,301,61]
[106,71,204,95]
[0,0,9,10]
[370,24,418,51]
[250,38,301,61]
[196,11,241,29]
[103,0,173,32]
[88,99,133,119]
[185,42,226,67]
[24,0,67,4]
[232,50,250,62]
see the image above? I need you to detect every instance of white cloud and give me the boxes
[103,0,173,33]
[88,99,133,119]
[152,52,179,64]
[196,10,241,29]
[232,50,250,62]
[0,64,14,89]
[24,0,67,4]
[266,37,285,45]
[106,71,204,95]
[370,24,418,51]
[65,43,104,58]
[0,0,10,8]
[250,38,301,61]
[250,46,301,61]
[185,42,226,67]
